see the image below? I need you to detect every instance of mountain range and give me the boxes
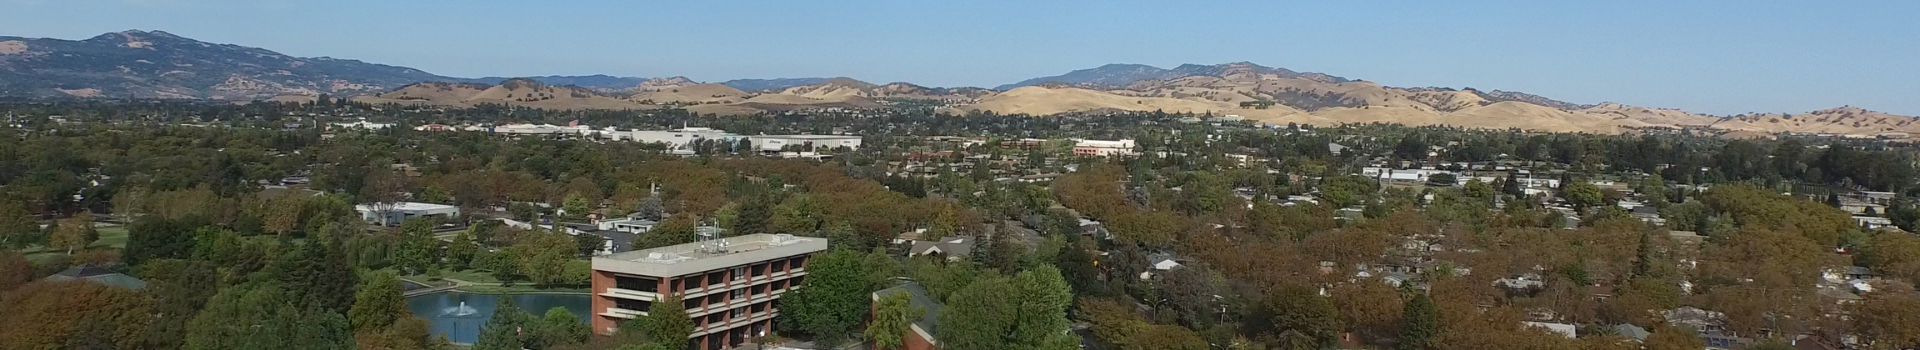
[2,30,1914,136]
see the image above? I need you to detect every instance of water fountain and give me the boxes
[443,301,480,317]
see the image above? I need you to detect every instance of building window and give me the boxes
[731,289,744,301]
[751,263,767,278]
[751,302,767,314]
[708,272,726,288]
[615,276,658,293]
[751,284,767,297]
[683,298,701,311]
[708,294,724,306]
[615,298,653,312]
[732,266,745,281]
[731,308,744,320]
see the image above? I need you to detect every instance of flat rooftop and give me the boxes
[757,134,860,140]
[594,233,828,277]
[354,202,460,212]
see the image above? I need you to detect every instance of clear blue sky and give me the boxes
[4,0,1917,115]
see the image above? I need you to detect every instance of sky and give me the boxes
[3,0,1917,115]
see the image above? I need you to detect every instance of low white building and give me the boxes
[330,120,394,130]
[749,135,863,151]
[1073,139,1136,157]
[596,217,658,234]
[630,127,737,149]
[355,202,460,226]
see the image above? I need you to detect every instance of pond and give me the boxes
[405,291,592,344]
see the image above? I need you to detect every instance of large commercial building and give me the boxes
[747,135,863,152]
[590,234,828,350]
[354,202,460,226]
[630,127,739,149]
[1072,139,1137,157]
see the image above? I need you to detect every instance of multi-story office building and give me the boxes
[590,234,828,350]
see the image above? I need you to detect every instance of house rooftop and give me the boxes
[44,263,147,289]
[874,282,943,341]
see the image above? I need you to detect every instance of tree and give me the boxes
[263,195,306,238]
[125,215,210,266]
[49,213,99,254]
[1009,265,1078,350]
[351,270,411,332]
[1562,180,1604,211]
[184,283,354,350]
[447,227,479,269]
[271,240,359,313]
[1397,293,1438,350]
[781,248,885,345]
[533,307,591,349]
[134,258,221,349]
[937,266,1077,350]
[635,195,665,221]
[393,218,442,275]
[0,251,31,292]
[515,229,579,286]
[1253,284,1341,349]
[474,297,535,350]
[1861,230,1920,285]
[937,274,1018,350]
[0,280,154,350]
[0,200,37,249]
[866,290,925,350]
[1319,175,1378,208]
[1426,173,1458,187]
[1643,325,1705,350]
[574,232,607,257]
[1850,286,1920,350]
[628,295,694,347]
[562,192,590,219]
[1128,325,1210,350]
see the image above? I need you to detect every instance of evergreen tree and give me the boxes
[532,307,591,349]
[184,283,355,350]
[349,270,409,332]
[474,298,535,350]
[1397,293,1437,350]
[273,241,359,313]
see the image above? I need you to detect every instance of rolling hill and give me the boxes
[0,30,460,99]
[3,30,1913,134]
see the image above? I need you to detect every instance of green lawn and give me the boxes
[19,225,131,264]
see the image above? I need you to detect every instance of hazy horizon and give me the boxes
[3,0,1916,115]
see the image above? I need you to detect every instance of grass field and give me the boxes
[20,225,130,264]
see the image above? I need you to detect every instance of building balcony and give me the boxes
[697,311,780,336]
[600,307,647,320]
[601,288,660,301]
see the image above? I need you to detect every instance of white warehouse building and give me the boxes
[355,202,461,226]
[747,135,863,152]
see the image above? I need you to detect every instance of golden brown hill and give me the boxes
[1710,106,1920,136]
[355,79,650,110]
[628,83,750,104]
[780,77,878,98]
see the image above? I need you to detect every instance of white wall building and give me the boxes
[748,135,863,152]
[1073,139,1137,157]
[630,127,738,149]
[355,202,460,226]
